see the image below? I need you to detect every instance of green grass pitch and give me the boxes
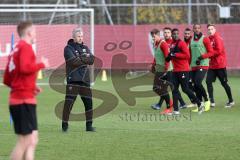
[0,76,240,160]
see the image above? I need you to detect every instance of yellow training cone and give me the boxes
[37,70,43,79]
[101,70,107,81]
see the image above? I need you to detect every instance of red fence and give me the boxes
[0,24,239,70]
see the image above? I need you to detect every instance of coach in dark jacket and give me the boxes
[62,28,95,132]
[64,39,94,83]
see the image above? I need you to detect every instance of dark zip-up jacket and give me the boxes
[64,39,94,84]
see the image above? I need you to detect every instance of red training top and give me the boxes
[170,39,190,72]
[201,32,227,69]
[165,38,173,47]
[184,36,192,48]
[3,40,45,105]
[184,37,192,65]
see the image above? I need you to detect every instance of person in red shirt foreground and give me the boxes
[165,28,204,115]
[3,21,49,160]
[197,24,234,108]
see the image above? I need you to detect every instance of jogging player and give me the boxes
[197,24,234,108]
[183,27,196,103]
[165,28,204,114]
[163,27,187,111]
[190,24,213,112]
[150,28,172,114]
[3,21,49,160]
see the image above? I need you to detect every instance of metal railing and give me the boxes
[0,4,78,8]
[0,2,240,24]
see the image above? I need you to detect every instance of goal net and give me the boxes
[0,8,94,73]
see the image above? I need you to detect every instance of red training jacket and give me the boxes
[184,37,192,65]
[3,40,45,103]
[201,32,227,69]
[170,39,190,72]
[184,36,192,48]
[165,38,173,47]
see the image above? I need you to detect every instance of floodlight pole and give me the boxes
[133,0,137,25]
[23,0,27,20]
[102,0,114,25]
[188,0,192,25]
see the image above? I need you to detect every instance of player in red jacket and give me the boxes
[183,28,195,100]
[163,27,187,111]
[165,28,204,114]
[3,21,49,160]
[198,24,234,108]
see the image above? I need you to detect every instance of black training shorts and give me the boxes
[9,104,38,135]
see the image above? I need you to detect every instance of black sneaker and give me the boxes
[179,104,187,109]
[62,122,68,132]
[86,126,96,132]
[225,101,235,108]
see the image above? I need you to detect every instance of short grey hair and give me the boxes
[72,27,83,38]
